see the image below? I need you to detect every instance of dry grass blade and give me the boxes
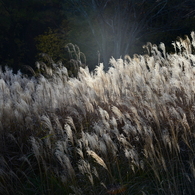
[87,150,108,171]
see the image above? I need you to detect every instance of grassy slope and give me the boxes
[1,33,195,194]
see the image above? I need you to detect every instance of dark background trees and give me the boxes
[0,0,195,72]
[0,0,65,72]
[65,0,195,69]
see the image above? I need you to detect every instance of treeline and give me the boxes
[0,0,195,72]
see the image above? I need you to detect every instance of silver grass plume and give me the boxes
[87,150,108,171]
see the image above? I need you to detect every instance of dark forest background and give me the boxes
[1,0,195,73]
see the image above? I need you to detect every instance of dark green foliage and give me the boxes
[1,0,195,72]
[0,0,65,71]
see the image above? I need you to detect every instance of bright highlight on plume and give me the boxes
[1,32,195,194]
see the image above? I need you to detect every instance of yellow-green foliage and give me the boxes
[35,27,67,62]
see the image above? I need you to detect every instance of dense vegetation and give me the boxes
[1,0,195,72]
[1,1,195,194]
[1,33,195,194]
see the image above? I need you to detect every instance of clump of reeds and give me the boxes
[1,32,195,194]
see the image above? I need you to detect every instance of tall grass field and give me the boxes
[1,33,195,194]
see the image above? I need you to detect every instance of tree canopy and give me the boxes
[0,0,195,72]
[64,0,195,68]
[0,0,65,71]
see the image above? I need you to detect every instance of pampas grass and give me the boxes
[2,32,195,194]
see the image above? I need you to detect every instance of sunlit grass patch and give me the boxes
[1,33,195,194]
